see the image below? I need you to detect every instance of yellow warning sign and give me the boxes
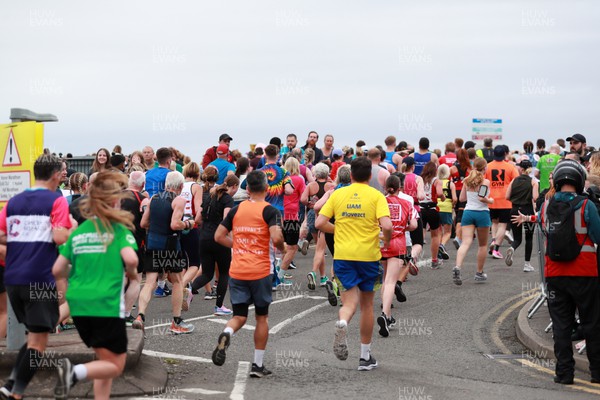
[0,122,44,208]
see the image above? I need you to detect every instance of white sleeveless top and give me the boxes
[465,190,489,211]
[422,177,437,203]
[180,181,196,216]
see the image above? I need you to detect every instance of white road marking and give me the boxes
[144,294,326,329]
[208,318,255,330]
[142,349,212,363]
[145,313,216,329]
[180,388,226,395]
[269,302,329,334]
[230,361,250,400]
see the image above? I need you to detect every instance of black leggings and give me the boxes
[192,237,231,308]
[510,205,535,261]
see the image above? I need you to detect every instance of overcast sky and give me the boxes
[0,1,598,161]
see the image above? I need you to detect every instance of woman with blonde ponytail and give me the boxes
[452,157,493,286]
[52,172,139,399]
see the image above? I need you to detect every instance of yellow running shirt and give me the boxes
[319,183,390,262]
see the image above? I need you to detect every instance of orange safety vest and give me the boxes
[542,198,597,277]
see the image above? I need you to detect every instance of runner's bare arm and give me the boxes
[315,214,334,234]
[314,189,333,213]
[270,225,285,252]
[379,216,393,247]
[416,176,425,201]
[300,183,312,205]
[0,232,5,245]
[52,255,70,280]
[214,225,233,248]
[121,247,139,280]
[140,199,151,229]
[170,197,188,231]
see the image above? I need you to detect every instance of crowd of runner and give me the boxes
[0,131,599,398]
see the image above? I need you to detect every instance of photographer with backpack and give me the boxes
[512,159,600,385]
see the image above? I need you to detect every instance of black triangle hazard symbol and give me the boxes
[3,129,22,167]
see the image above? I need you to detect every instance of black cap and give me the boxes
[219,133,233,142]
[493,145,506,161]
[566,133,586,143]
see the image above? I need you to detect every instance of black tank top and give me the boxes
[308,181,327,210]
[149,191,177,237]
[510,175,533,206]
[316,181,327,198]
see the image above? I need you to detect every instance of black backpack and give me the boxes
[542,196,588,262]
[482,148,494,162]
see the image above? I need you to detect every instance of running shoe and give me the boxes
[170,320,195,334]
[438,244,450,260]
[276,265,285,281]
[453,237,461,250]
[474,272,488,282]
[163,283,172,296]
[488,240,495,255]
[377,313,389,337]
[325,280,338,306]
[250,363,272,378]
[289,261,297,270]
[553,375,574,385]
[307,272,317,291]
[283,272,293,279]
[395,282,407,303]
[154,286,167,298]
[0,381,14,400]
[504,231,514,245]
[505,247,514,266]
[272,273,281,292]
[125,315,135,327]
[279,278,293,288]
[212,332,231,366]
[358,355,378,371]
[182,287,194,311]
[407,258,419,276]
[320,276,328,287]
[214,306,233,316]
[492,250,503,259]
[300,239,309,255]
[452,267,462,286]
[204,290,215,300]
[430,259,443,269]
[523,262,535,273]
[132,315,144,330]
[54,358,75,400]
[388,316,397,328]
[333,321,349,360]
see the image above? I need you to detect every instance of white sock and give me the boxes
[337,320,348,328]
[73,364,87,381]
[224,327,234,336]
[277,267,285,281]
[157,280,166,289]
[125,311,131,318]
[254,349,265,367]
[360,343,371,360]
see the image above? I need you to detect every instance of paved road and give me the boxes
[133,239,600,400]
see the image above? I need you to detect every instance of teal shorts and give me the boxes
[461,210,491,228]
[439,212,453,225]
